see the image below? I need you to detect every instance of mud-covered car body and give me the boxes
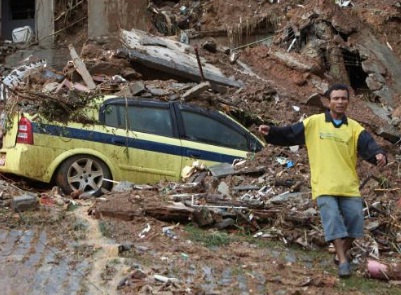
[0,95,264,194]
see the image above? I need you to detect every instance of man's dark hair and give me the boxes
[324,84,349,99]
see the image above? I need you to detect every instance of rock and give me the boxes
[129,81,146,95]
[80,43,104,59]
[192,208,214,226]
[373,85,394,106]
[42,82,60,93]
[147,87,169,96]
[292,73,306,86]
[121,68,142,80]
[366,73,385,91]
[181,81,211,101]
[88,59,130,76]
[216,218,235,229]
[217,181,230,197]
[12,194,39,212]
[112,181,136,192]
[131,269,147,279]
[362,58,387,75]
[118,243,134,253]
[202,39,217,53]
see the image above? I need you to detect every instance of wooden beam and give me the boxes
[68,44,96,90]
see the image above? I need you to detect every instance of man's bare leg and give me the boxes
[334,237,355,263]
[343,237,354,256]
[333,238,347,264]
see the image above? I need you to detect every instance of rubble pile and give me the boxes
[1,0,400,262]
[91,143,401,271]
[0,38,240,122]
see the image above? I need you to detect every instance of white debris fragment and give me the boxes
[138,223,151,239]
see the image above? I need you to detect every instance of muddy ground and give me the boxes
[1,0,401,294]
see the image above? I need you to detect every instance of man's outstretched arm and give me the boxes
[258,122,305,146]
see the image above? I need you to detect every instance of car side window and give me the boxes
[104,104,173,137]
[104,104,125,128]
[181,110,248,150]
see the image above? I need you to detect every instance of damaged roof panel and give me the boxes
[119,28,244,88]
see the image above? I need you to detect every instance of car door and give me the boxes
[99,98,183,184]
[174,103,258,169]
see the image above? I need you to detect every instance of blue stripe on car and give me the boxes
[33,123,240,163]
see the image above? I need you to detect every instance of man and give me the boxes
[258,84,386,278]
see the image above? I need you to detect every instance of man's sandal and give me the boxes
[338,262,351,278]
[333,253,353,265]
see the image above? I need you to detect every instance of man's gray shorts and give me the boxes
[316,195,364,242]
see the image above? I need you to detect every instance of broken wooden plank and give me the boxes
[93,209,139,221]
[208,163,266,178]
[187,171,208,184]
[168,193,206,202]
[68,44,96,90]
[204,194,264,209]
[144,203,194,222]
[232,185,260,191]
[120,28,243,88]
[251,209,281,220]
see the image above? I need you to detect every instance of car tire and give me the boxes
[55,155,112,196]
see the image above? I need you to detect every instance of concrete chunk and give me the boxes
[12,194,39,212]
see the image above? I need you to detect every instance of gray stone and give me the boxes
[373,85,394,106]
[364,101,392,124]
[148,87,168,96]
[131,269,147,279]
[192,208,214,227]
[181,81,211,101]
[112,181,136,192]
[265,192,307,205]
[366,72,385,91]
[209,163,235,177]
[216,218,235,229]
[362,58,386,75]
[12,194,39,212]
[391,117,401,126]
[217,181,230,197]
[376,126,401,143]
[129,81,145,95]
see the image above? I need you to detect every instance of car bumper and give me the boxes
[0,144,54,183]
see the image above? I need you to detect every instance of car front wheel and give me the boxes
[55,155,112,196]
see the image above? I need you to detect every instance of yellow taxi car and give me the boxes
[0,95,264,195]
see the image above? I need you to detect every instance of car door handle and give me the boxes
[111,138,126,146]
[186,149,202,159]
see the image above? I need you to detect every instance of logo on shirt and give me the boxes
[319,132,348,144]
